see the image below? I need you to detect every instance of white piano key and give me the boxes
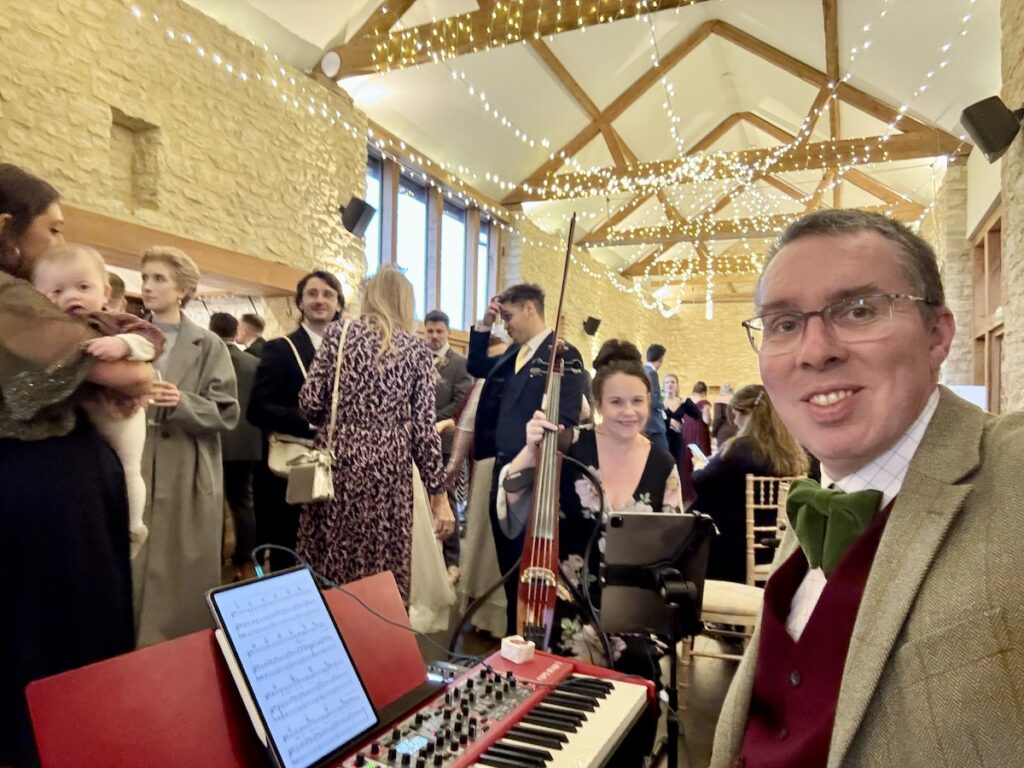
[491,675,648,768]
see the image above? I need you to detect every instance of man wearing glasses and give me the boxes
[711,210,1023,768]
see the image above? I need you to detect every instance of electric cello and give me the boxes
[516,214,576,651]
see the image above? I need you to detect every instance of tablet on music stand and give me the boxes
[600,512,713,637]
[207,567,380,768]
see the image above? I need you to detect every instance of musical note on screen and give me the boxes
[212,570,377,768]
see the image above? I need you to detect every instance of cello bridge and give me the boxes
[520,567,557,586]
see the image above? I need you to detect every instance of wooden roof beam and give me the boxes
[333,0,719,77]
[344,0,419,46]
[505,131,968,202]
[606,205,925,252]
[504,19,717,202]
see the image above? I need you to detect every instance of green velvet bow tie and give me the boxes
[786,478,884,578]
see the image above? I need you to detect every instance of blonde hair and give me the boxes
[361,264,414,355]
[141,246,200,306]
[722,384,809,476]
[32,243,107,282]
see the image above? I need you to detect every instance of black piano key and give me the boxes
[493,740,553,762]
[477,754,534,768]
[521,713,578,733]
[562,677,613,694]
[544,692,597,711]
[509,725,567,747]
[534,704,586,723]
[557,681,608,699]
[486,747,546,767]
[569,679,606,692]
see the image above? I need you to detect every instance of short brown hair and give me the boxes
[761,209,945,310]
[141,246,201,306]
[499,283,545,315]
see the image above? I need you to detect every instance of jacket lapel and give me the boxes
[290,327,316,371]
[162,315,204,385]
[827,387,984,767]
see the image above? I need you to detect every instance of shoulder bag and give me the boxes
[284,320,351,505]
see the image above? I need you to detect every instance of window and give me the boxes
[440,203,467,328]
[476,220,491,322]
[364,155,383,276]
[396,176,428,319]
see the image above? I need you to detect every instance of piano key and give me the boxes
[486,745,548,767]
[521,713,578,733]
[543,692,597,711]
[533,704,585,723]
[501,675,649,768]
[557,681,608,699]
[492,740,553,762]
[508,725,566,749]
[477,754,536,768]
[559,677,612,696]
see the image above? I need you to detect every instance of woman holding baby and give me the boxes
[0,164,150,767]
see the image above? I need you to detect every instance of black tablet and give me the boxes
[207,567,379,768]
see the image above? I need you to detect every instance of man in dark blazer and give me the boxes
[467,283,585,634]
[643,343,669,452]
[209,313,262,579]
[425,309,474,574]
[238,313,266,358]
[247,271,343,572]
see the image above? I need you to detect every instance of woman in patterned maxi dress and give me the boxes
[297,266,453,601]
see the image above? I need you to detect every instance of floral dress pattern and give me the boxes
[552,427,683,678]
[298,320,445,602]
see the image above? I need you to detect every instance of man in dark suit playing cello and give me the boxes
[468,283,585,635]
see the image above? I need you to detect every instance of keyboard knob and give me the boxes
[414,712,425,725]
[370,742,381,754]
[484,683,493,695]
[469,716,478,727]
[468,724,477,739]
[392,728,402,740]
[495,690,504,702]
[401,753,411,766]
[478,669,487,680]
[388,747,397,761]
[459,733,469,745]
[444,692,453,705]
[442,709,452,721]
[433,755,444,767]
[354,756,365,767]
[467,692,476,704]
[416,758,426,768]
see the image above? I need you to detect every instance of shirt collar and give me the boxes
[821,387,940,507]
[301,322,324,351]
[433,342,451,358]
[523,328,553,356]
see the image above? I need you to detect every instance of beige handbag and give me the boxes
[284,320,351,505]
[267,337,315,478]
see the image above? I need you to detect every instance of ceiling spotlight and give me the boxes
[320,51,342,79]
[960,96,1024,163]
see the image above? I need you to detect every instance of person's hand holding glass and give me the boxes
[147,371,181,424]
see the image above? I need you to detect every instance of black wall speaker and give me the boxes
[339,197,377,237]
[583,316,602,336]
[960,96,1023,163]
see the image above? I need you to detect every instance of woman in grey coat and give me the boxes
[135,246,238,647]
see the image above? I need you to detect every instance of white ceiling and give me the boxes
[181,0,1001,276]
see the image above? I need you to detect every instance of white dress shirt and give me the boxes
[785,387,940,641]
[301,322,324,351]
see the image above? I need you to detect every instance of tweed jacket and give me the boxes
[433,346,473,454]
[710,386,1024,768]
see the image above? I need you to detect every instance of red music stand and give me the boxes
[26,570,425,768]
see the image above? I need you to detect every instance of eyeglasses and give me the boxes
[742,293,937,356]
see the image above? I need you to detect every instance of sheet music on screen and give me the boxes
[211,569,377,768]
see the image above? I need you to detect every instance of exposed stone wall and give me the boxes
[1002,0,1024,412]
[504,219,761,389]
[924,165,972,386]
[0,0,368,298]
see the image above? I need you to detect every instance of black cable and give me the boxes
[446,555,521,655]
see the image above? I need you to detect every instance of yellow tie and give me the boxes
[514,344,532,374]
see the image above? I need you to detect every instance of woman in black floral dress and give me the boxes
[498,340,683,679]
[298,266,454,601]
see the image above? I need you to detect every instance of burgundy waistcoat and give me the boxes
[733,502,894,768]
